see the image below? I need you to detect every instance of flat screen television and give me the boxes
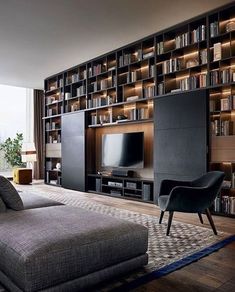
[102,132,144,168]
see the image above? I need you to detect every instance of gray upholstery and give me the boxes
[0,176,24,210]
[157,171,225,235]
[19,192,63,209]
[0,205,148,292]
[0,197,6,213]
[0,254,148,292]
[158,171,225,213]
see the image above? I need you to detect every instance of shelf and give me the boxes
[157,40,206,56]
[88,118,153,128]
[88,86,116,95]
[88,68,116,78]
[45,87,63,94]
[43,114,62,119]
[46,100,63,106]
[124,187,142,191]
[210,30,232,41]
[45,128,61,132]
[65,78,86,86]
[65,95,86,102]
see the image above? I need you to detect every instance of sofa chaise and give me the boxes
[0,177,148,292]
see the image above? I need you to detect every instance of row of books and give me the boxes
[143,85,155,98]
[211,119,233,136]
[46,95,63,105]
[45,121,61,131]
[47,134,61,144]
[210,21,219,38]
[210,95,235,112]
[87,96,108,108]
[128,108,149,120]
[77,85,86,96]
[90,113,111,125]
[172,74,207,92]
[210,68,235,85]
[46,107,62,116]
[88,78,116,93]
[119,51,141,67]
[175,32,190,49]
[191,24,206,43]
[213,196,235,214]
[66,71,86,84]
[88,64,106,77]
[162,58,182,74]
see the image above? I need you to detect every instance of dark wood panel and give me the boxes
[154,90,208,200]
[62,112,86,191]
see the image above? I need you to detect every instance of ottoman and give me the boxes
[13,168,32,184]
[0,205,148,292]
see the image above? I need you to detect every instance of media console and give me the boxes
[87,174,154,203]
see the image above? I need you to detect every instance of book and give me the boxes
[213,42,222,61]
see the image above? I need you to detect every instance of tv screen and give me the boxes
[102,132,144,168]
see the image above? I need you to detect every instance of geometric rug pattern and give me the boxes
[16,185,231,291]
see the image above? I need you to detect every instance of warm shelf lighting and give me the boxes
[222,42,231,47]
[181,51,198,58]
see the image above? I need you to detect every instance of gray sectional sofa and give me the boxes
[0,177,148,292]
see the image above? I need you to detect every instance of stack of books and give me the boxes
[191,24,206,43]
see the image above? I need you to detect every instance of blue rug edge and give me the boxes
[112,234,235,291]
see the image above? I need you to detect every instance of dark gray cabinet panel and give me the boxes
[154,90,208,201]
[62,112,86,191]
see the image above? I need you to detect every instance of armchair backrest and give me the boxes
[191,171,225,200]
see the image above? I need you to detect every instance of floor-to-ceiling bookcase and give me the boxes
[43,2,235,217]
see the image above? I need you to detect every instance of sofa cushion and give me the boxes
[19,192,64,209]
[0,197,6,212]
[0,176,24,210]
[0,206,148,292]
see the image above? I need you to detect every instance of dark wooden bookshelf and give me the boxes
[43,2,235,215]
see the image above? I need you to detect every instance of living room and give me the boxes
[0,0,235,291]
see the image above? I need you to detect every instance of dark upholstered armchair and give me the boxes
[158,171,225,236]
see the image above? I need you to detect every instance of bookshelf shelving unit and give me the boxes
[208,5,235,217]
[43,2,235,215]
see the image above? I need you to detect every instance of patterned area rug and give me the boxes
[0,185,233,291]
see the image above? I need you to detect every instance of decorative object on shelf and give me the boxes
[226,21,235,32]
[185,58,199,69]
[56,162,61,171]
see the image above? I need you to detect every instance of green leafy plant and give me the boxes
[0,133,25,167]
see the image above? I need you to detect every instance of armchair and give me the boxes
[157,171,225,235]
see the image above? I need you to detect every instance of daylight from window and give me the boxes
[0,84,33,173]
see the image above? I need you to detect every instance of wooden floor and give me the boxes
[71,189,235,292]
[25,182,235,291]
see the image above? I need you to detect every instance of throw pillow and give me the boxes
[0,176,24,210]
[0,197,7,212]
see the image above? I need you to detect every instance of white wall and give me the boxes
[0,84,34,142]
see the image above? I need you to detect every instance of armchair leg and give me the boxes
[205,208,217,235]
[159,211,164,224]
[198,213,204,224]
[166,211,174,236]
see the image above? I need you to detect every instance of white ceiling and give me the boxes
[0,0,233,89]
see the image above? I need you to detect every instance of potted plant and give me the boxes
[0,133,25,168]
